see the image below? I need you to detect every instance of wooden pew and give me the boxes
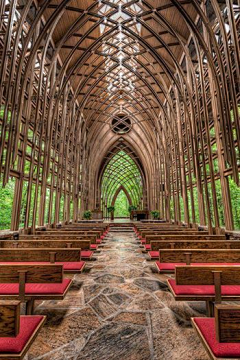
[148,240,240,259]
[0,264,71,314]
[0,301,45,359]
[0,240,94,260]
[167,265,240,315]
[46,227,109,241]
[18,234,98,244]
[35,230,105,244]
[36,230,102,237]
[140,230,208,237]
[0,248,85,273]
[135,226,189,235]
[145,234,226,246]
[156,249,240,273]
[141,232,214,246]
[192,305,240,359]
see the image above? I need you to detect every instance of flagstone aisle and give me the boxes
[28,227,209,360]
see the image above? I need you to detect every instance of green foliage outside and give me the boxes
[0,178,15,230]
[0,176,239,229]
[229,177,240,229]
[114,190,129,217]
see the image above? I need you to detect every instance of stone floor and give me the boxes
[28,228,209,360]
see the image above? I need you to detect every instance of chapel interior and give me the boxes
[0,1,240,359]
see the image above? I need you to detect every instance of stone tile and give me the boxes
[127,293,165,311]
[116,283,145,297]
[83,283,105,303]
[151,307,208,360]
[110,311,148,326]
[94,273,125,284]
[133,277,169,292]
[28,307,100,358]
[76,322,151,360]
[89,294,118,318]
[107,292,131,305]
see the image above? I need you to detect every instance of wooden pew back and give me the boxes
[141,230,208,237]
[0,249,81,262]
[19,234,97,242]
[160,249,240,264]
[36,230,101,236]
[175,265,240,285]
[146,234,226,244]
[0,240,91,249]
[0,264,64,302]
[151,240,240,251]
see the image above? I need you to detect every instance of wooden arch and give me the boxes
[111,185,133,208]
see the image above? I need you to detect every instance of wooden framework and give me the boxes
[0,0,239,232]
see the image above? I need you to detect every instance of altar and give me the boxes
[130,210,149,221]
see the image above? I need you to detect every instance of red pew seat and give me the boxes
[156,261,240,272]
[149,251,159,259]
[0,278,71,295]
[81,250,93,259]
[193,318,240,358]
[0,316,44,354]
[90,244,98,250]
[168,279,240,296]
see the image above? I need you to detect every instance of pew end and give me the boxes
[192,305,240,360]
[0,301,45,359]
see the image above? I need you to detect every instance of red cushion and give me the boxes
[169,279,240,296]
[81,250,93,259]
[156,261,183,271]
[141,239,146,244]
[100,235,104,239]
[156,261,240,272]
[149,251,159,259]
[145,244,151,250]
[0,316,44,354]
[96,239,102,244]
[90,244,98,250]
[194,318,240,357]
[56,261,85,271]
[0,278,71,295]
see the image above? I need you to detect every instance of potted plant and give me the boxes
[151,210,160,220]
[107,206,115,220]
[83,210,92,220]
[128,205,137,213]
[152,210,160,220]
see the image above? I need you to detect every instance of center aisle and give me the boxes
[29,226,208,360]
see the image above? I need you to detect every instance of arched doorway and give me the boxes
[114,190,130,218]
[111,185,132,219]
